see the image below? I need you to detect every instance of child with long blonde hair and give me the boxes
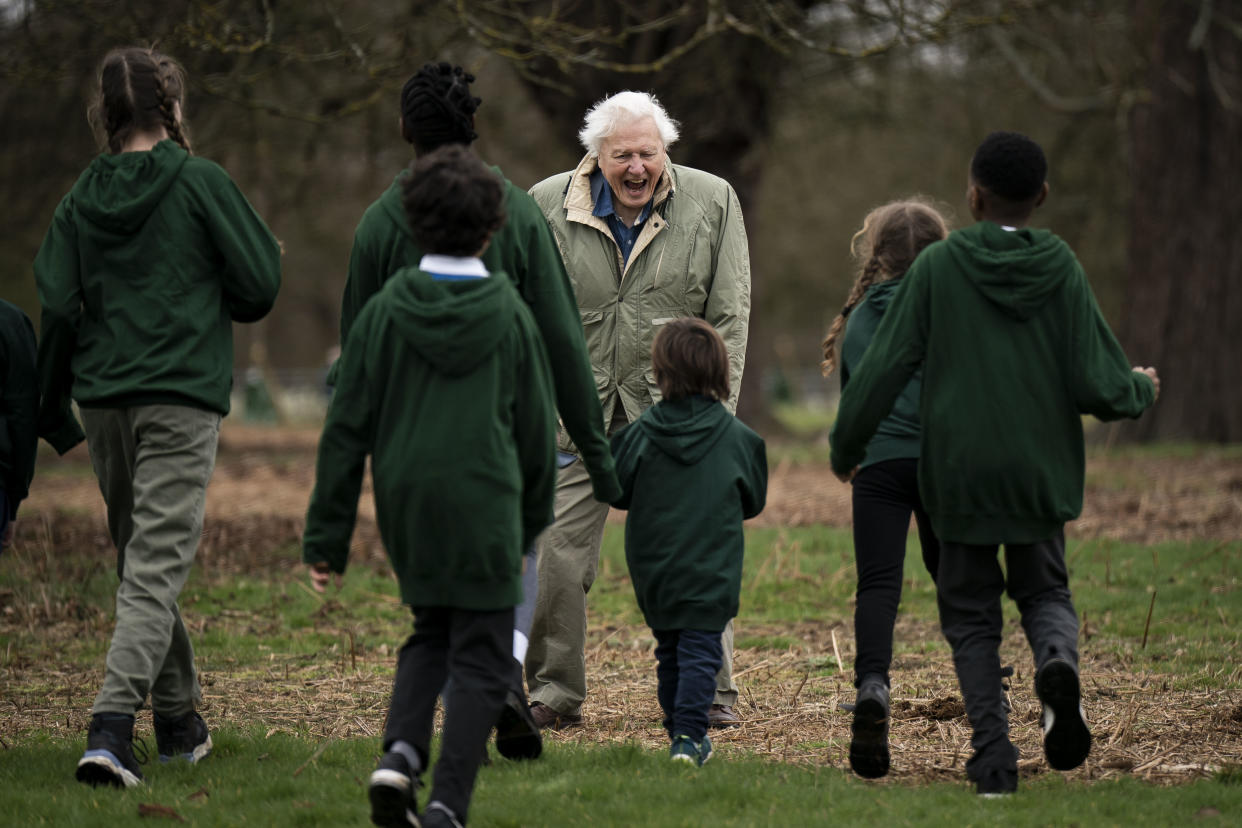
[822,198,949,779]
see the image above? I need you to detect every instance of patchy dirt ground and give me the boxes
[5,425,1242,786]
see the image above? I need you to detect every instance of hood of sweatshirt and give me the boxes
[945,221,1076,321]
[384,266,515,376]
[640,395,732,465]
[862,278,902,314]
[380,163,513,240]
[70,140,188,234]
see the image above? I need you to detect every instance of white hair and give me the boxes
[578,91,680,157]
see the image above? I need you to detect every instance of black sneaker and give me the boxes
[75,713,145,788]
[849,676,890,779]
[1036,658,1092,771]
[976,765,1018,797]
[421,801,464,828]
[153,710,212,763]
[369,751,421,827]
[495,688,543,760]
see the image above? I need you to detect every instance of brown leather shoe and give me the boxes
[528,702,583,731]
[708,704,740,728]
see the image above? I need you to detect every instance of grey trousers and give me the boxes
[526,454,737,716]
[82,405,220,717]
[936,530,1078,779]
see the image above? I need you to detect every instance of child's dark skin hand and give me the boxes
[835,466,860,484]
[1133,366,1160,400]
[308,561,335,593]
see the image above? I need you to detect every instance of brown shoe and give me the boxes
[528,702,583,731]
[708,704,740,728]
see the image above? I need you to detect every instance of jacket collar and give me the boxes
[562,153,675,226]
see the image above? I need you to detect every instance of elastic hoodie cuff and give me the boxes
[587,463,623,505]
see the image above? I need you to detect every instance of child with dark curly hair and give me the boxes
[304,145,556,828]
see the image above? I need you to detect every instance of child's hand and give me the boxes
[308,561,336,593]
[1133,366,1160,400]
[835,465,859,483]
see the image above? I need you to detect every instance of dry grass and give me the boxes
[6,424,1241,784]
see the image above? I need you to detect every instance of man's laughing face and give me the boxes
[599,116,666,226]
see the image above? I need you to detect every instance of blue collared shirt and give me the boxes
[591,168,652,266]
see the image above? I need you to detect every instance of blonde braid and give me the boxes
[820,257,884,377]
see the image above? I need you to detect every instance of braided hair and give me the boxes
[820,199,950,378]
[399,62,481,152]
[90,47,191,154]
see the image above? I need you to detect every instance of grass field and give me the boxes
[2,435,1241,825]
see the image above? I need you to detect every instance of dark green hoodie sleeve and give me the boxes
[303,310,376,574]
[608,422,641,510]
[512,306,559,551]
[191,161,282,323]
[1,301,39,515]
[33,195,87,454]
[334,222,385,381]
[1070,270,1155,420]
[513,197,621,504]
[740,430,768,520]
[830,260,929,476]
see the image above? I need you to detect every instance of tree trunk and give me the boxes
[1123,0,1242,440]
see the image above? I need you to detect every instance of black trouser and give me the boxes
[936,530,1078,779]
[385,606,511,822]
[851,458,940,687]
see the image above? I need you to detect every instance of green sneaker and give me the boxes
[698,734,713,766]
[669,734,699,764]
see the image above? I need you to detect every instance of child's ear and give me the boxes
[966,184,984,218]
[1034,181,1049,208]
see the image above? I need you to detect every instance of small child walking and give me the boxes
[303,144,557,828]
[610,318,767,766]
[35,47,281,789]
[830,131,1159,795]
[820,199,949,779]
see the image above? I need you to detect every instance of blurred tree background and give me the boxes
[1,0,1237,440]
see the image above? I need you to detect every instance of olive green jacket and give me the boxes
[529,156,751,442]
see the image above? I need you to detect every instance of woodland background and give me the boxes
[1,0,1238,441]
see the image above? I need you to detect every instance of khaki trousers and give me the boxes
[82,405,220,716]
[526,455,738,716]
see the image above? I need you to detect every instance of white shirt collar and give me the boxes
[418,254,489,277]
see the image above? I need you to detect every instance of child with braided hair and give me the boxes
[35,47,281,788]
[820,199,948,779]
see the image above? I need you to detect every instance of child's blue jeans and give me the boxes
[653,628,724,743]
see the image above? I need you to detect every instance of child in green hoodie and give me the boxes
[303,145,557,828]
[820,199,949,779]
[34,47,281,790]
[610,318,767,767]
[829,132,1159,795]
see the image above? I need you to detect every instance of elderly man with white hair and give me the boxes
[525,90,752,730]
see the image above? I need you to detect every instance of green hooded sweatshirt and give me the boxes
[830,221,1155,545]
[337,166,620,503]
[34,140,281,452]
[611,396,767,631]
[840,279,922,468]
[304,267,557,611]
[0,299,38,517]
